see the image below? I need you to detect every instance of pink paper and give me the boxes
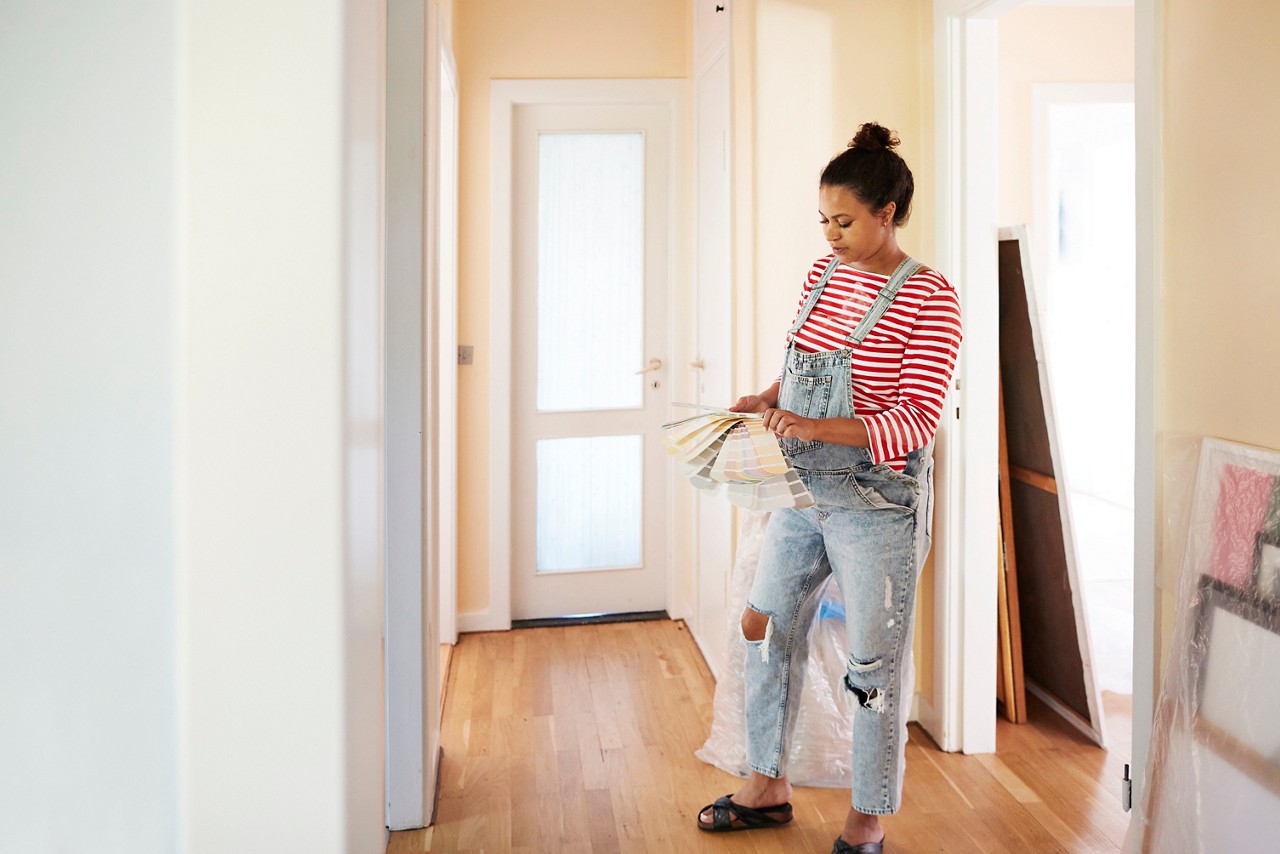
[1208,464,1277,589]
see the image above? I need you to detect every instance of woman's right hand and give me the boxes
[729,395,770,414]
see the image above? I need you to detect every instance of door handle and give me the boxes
[689,359,705,370]
[635,358,664,375]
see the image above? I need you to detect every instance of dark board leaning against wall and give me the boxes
[997,226,1102,745]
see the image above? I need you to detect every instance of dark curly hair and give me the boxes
[820,122,914,228]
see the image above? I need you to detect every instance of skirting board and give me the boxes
[459,609,680,634]
[457,609,507,634]
[459,593,691,637]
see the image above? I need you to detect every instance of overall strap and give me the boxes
[845,256,922,346]
[785,257,842,343]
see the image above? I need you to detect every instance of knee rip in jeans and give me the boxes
[741,606,773,663]
[844,656,885,713]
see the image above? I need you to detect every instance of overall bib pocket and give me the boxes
[778,371,831,457]
[779,371,832,418]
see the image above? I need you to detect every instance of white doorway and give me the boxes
[933,0,1156,786]
[1034,87,1136,702]
[490,81,683,623]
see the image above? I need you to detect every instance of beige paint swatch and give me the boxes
[663,408,814,510]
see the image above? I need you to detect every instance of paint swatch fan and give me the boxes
[663,405,815,510]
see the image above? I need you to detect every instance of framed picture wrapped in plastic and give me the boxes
[1128,438,1280,853]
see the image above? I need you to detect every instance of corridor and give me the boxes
[390,620,1130,853]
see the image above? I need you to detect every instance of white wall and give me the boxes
[0,3,180,850]
[179,1,386,851]
[0,2,388,852]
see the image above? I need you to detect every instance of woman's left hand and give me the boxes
[762,408,818,442]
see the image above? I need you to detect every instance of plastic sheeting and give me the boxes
[1125,438,1280,853]
[695,510,861,787]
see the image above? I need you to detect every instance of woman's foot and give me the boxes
[697,772,793,829]
[837,807,885,848]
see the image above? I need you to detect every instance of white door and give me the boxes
[511,102,671,621]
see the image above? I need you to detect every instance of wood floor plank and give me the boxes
[975,753,1040,804]
[397,619,1131,853]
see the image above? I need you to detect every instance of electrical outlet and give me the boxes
[457,345,474,366]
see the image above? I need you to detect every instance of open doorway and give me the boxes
[993,1,1136,748]
[931,0,1155,766]
[1035,90,1136,705]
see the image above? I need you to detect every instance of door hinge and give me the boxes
[1121,763,1133,812]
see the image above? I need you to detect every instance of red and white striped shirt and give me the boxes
[784,255,963,470]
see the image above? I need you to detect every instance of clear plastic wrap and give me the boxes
[695,510,858,787]
[1125,438,1280,853]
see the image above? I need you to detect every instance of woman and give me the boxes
[697,123,963,854]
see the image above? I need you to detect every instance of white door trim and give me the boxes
[928,0,1003,754]
[931,0,1159,775]
[385,0,430,829]
[436,12,459,647]
[1132,0,1162,806]
[385,0,455,828]
[473,78,688,634]
[687,36,735,680]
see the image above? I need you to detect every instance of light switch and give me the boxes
[457,345,474,366]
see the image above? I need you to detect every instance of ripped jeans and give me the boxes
[741,455,932,815]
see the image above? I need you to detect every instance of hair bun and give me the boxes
[848,122,899,152]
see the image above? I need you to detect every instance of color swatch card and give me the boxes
[663,405,814,510]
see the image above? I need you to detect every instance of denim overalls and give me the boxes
[742,256,935,816]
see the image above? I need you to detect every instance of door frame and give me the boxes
[384,0,456,829]
[688,38,735,682]
[931,0,1159,774]
[384,0,433,830]
[474,78,689,632]
[436,9,460,648]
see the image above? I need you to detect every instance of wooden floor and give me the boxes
[389,620,1132,853]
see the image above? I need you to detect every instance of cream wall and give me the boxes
[453,0,690,614]
[745,0,935,390]
[1158,0,1280,658]
[997,5,1135,230]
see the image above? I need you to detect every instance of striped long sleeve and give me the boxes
[785,256,963,470]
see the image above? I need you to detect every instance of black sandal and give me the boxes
[832,835,886,853]
[696,794,794,832]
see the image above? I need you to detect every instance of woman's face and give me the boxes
[818,184,893,268]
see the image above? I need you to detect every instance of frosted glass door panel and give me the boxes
[536,435,642,573]
[536,133,645,412]
[509,94,672,621]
